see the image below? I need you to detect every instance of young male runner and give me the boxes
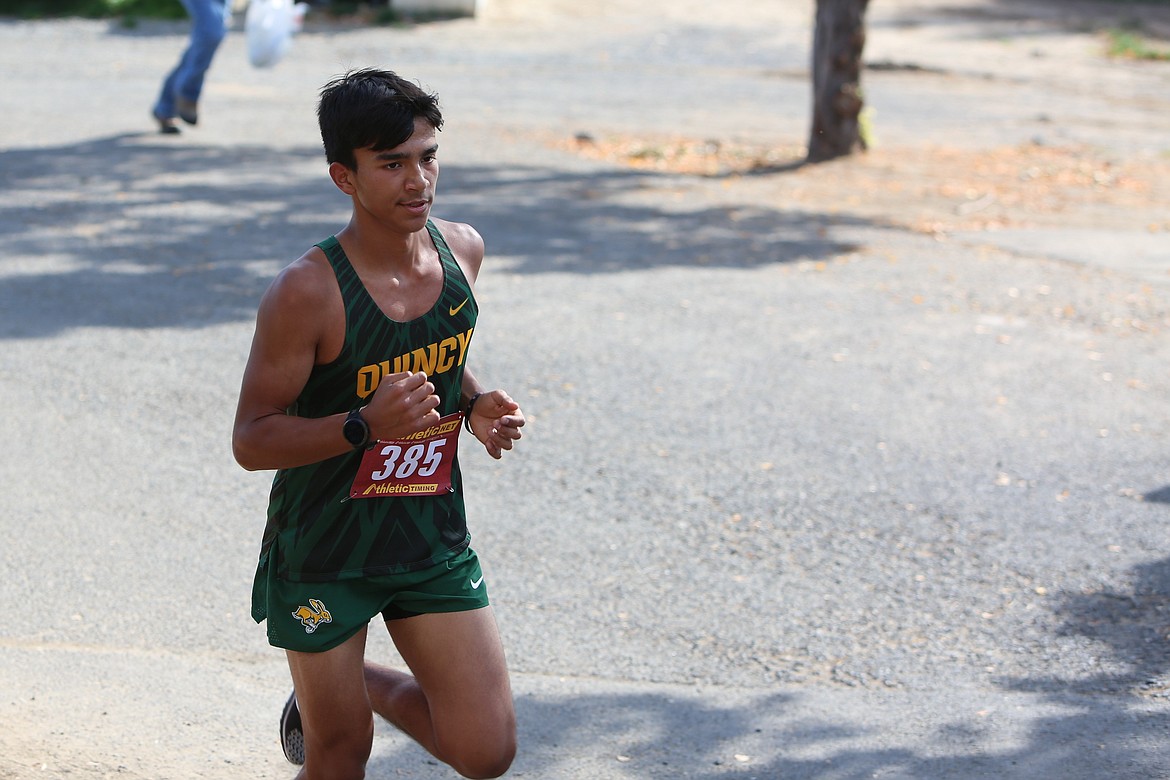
[232,68,523,779]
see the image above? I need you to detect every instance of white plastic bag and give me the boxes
[245,0,308,69]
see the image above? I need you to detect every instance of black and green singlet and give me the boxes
[258,220,478,583]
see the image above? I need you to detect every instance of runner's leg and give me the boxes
[286,626,374,780]
[370,607,515,779]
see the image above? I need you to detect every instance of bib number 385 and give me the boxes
[350,413,462,499]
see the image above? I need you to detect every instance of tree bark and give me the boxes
[808,0,870,163]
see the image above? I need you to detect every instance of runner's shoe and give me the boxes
[280,690,305,765]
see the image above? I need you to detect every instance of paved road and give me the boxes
[1,1,1168,778]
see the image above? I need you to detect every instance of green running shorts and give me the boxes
[253,546,490,653]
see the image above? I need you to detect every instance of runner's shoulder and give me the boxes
[429,218,484,280]
[431,218,482,253]
[258,246,337,322]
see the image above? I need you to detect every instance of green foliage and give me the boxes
[1106,28,1170,60]
[0,0,187,19]
[858,106,876,150]
[115,0,188,19]
[372,6,400,24]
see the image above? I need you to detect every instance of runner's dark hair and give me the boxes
[317,68,444,170]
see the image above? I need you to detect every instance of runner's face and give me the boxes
[349,118,439,230]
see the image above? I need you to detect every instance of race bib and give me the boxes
[350,413,462,499]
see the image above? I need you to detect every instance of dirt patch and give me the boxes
[555,133,1170,236]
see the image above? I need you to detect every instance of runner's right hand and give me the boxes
[362,371,441,440]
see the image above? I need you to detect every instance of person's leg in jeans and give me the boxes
[153,0,229,128]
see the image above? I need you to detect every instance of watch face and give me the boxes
[344,417,368,447]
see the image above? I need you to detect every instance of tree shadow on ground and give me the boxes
[368,559,1169,779]
[965,0,1170,38]
[0,133,867,340]
[1003,555,1170,699]
[92,8,464,39]
[1143,485,1170,504]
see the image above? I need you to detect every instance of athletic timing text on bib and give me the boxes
[350,413,462,499]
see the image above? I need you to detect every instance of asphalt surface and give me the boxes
[1,1,1168,778]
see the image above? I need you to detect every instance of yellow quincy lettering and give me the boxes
[355,327,474,399]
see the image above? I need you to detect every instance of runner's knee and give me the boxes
[442,733,516,779]
[303,714,374,780]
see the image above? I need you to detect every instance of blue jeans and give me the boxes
[153,0,229,119]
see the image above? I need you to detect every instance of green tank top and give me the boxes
[261,220,478,582]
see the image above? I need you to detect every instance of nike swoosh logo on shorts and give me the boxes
[450,298,469,317]
[470,574,484,590]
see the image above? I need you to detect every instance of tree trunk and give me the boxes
[808,0,870,163]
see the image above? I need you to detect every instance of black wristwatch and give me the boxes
[342,408,370,449]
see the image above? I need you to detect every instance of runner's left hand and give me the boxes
[469,390,525,459]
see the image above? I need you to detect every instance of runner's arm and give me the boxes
[437,219,522,457]
[232,257,439,471]
[232,257,356,470]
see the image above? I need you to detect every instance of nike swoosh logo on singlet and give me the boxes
[450,298,469,317]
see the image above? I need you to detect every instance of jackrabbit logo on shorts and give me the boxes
[291,598,332,634]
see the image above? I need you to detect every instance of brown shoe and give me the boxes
[176,97,198,126]
[152,111,180,135]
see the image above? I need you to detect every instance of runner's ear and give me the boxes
[328,161,356,195]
